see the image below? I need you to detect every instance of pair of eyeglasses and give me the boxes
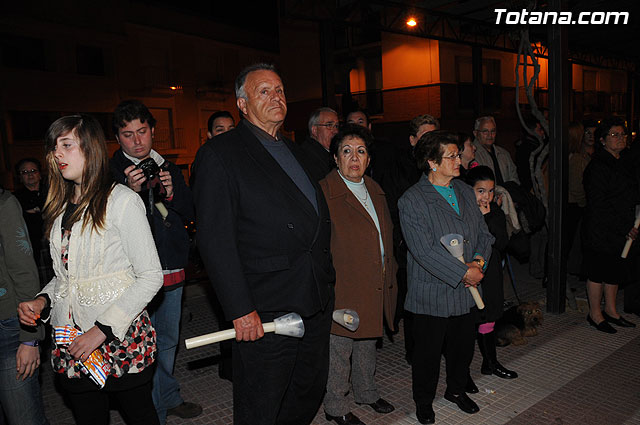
[608,132,627,139]
[478,129,496,135]
[316,123,339,129]
[442,153,462,160]
[20,169,39,175]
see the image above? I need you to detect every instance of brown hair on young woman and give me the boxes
[43,114,115,236]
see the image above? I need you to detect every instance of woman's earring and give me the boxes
[432,167,437,172]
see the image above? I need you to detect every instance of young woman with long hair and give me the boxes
[18,114,163,425]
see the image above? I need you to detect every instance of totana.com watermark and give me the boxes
[495,9,629,25]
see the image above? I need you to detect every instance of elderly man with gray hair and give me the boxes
[298,107,339,182]
[193,63,335,425]
[472,116,520,185]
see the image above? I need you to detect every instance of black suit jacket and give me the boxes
[297,136,335,182]
[192,120,335,321]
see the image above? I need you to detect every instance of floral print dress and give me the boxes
[51,204,157,380]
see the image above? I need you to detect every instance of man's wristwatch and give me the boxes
[21,340,40,347]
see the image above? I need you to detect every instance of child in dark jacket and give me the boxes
[465,166,518,392]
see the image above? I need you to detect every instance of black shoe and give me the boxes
[602,311,636,328]
[587,314,617,334]
[492,361,518,379]
[444,391,480,414]
[357,398,394,414]
[325,412,365,425]
[479,331,512,378]
[167,402,203,419]
[465,374,479,394]
[416,403,435,424]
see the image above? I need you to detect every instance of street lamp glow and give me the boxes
[406,18,417,27]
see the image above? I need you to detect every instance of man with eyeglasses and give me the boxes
[298,107,339,182]
[472,116,520,186]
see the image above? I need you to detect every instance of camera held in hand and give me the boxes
[136,157,167,200]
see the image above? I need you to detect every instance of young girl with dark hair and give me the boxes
[465,166,518,391]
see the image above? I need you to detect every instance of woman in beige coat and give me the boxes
[320,124,397,425]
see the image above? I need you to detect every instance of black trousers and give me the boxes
[233,302,334,425]
[411,312,475,405]
[57,365,159,425]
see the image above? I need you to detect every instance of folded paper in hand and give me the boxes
[54,325,111,388]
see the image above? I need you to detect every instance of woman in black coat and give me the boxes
[465,166,517,391]
[583,117,639,333]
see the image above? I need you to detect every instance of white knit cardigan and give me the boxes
[40,184,163,340]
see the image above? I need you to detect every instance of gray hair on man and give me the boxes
[474,116,496,131]
[234,63,280,100]
[308,107,338,135]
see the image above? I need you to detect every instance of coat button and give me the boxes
[323,248,328,253]
[287,223,294,229]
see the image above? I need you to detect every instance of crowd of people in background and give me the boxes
[2,62,639,425]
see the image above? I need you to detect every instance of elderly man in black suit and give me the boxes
[192,63,335,425]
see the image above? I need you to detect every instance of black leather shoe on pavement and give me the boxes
[416,403,435,424]
[444,391,480,414]
[357,398,395,414]
[167,402,203,418]
[325,412,365,425]
[602,311,636,328]
[492,361,518,379]
[465,374,479,393]
[587,314,616,334]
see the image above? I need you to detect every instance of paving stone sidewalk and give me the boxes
[38,259,640,424]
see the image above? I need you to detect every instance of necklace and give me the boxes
[355,189,369,207]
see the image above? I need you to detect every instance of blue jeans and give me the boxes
[0,317,48,425]
[149,286,184,424]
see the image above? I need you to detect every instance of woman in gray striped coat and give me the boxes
[398,130,494,424]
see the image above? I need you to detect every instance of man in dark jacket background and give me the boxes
[110,100,201,424]
[370,114,439,364]
[297,107,339,182]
